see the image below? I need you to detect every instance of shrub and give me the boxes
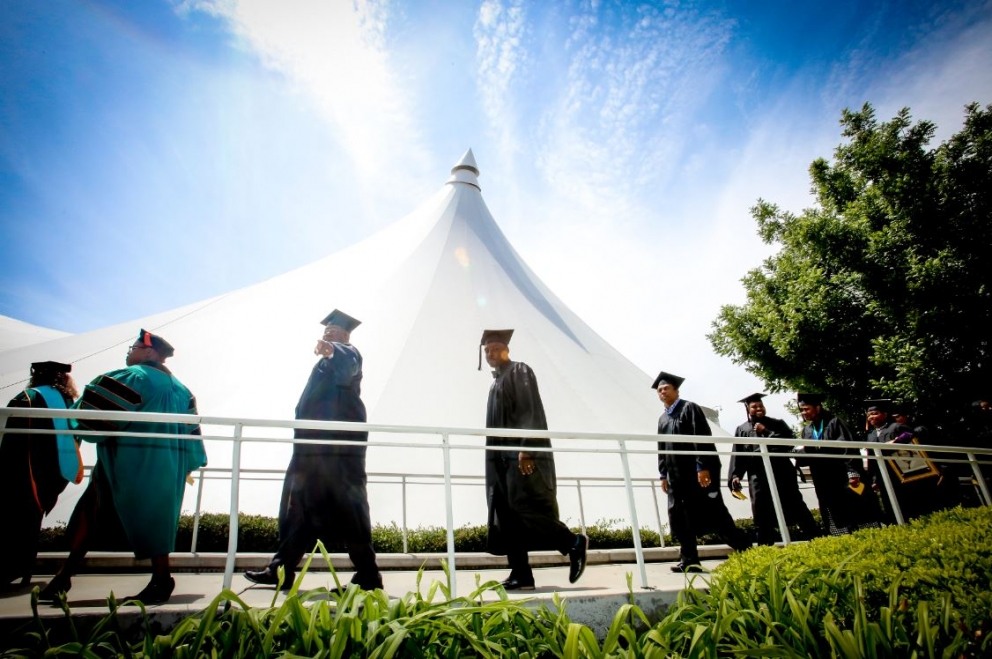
[11,508,992,657]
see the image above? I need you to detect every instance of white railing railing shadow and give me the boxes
[2,406,990,596]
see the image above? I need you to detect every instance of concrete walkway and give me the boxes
[0,547,732,643]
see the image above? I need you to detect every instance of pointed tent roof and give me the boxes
[0,150,726,525]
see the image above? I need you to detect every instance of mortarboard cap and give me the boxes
[480,329,514,346]
[31,361,71,376]
[651,371,685,390]
[479,329,514,370]
[797,393,824,406]
[864,398,892,413]
[320,309,361,332]
[137,329,175,358]
[738,392,766,404]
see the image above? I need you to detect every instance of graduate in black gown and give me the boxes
[728,393,820,545]
[1,361,81,586]
[796,393,883,535]
[654,371,751,573]
[482,329,588,590]
[246,310,382,591]
[864,399,943,522]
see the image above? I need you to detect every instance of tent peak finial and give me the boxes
[446,148,480,190]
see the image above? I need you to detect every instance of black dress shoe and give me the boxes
[568,534,589,584]
[244,566,295,590]
[500,577,535,591]
[670,562,704,574]
[38,575,72,602]
[122,576,175,605]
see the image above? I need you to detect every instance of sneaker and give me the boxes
[568,534,589,583]
[670,562,704,574]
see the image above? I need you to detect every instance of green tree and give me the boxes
[709,102,992,425]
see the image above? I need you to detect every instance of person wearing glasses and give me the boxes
[39,329,206,605]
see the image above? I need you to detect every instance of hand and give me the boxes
[314,339,334,357]
[518,452,535,476]
[186,474,195,486]
[660,478,669,494]
[697,469,712,489]
[753,422,766,435]
[730,477,742,492]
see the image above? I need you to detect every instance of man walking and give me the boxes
[728,393,820,544]
[796,393,882,534]
[654,371,751,573]
[481,329,588,590]
[246,310,382,592]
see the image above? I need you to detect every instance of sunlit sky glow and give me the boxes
[2,0,991,426]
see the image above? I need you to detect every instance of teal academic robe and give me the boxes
[73,361,207,558]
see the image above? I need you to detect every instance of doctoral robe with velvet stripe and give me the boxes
[0,387,74,583]
[72,362,206,558]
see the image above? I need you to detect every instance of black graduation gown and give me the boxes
[484,361,573,555]
[728,417,819,543]
[276,343,371,555]
[0,388,73,583]
[866,421,940,521]
[799,412,882,534]
[657,400,750,561]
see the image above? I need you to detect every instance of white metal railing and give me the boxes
[184,466,670,554]
[2,406,990,596]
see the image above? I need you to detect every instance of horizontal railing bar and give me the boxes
[6,406,989,457]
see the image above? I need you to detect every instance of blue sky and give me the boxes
[2,0,991,421]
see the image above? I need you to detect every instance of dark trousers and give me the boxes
[1,504,42,584]
[753,492,820,544]
[490,455,576,580]
[270,509,382,590]
[669,489,751,564]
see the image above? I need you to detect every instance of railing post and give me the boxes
[758,442,791,545]
[967,452,991,506]
[222,423,244,590]
[575,479,587,536]
[441,432,457,597]
[401,475,409,554]
[618,439,649,589]
[872,446,904,525]
[650,479,665,547]
[190,467,206,554]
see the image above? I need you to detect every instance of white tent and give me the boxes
[1,151,736,529]
[0,315,69,352]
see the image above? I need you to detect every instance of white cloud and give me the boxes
[188,0,435,218]
[474,0,529,162]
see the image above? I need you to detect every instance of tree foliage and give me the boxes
[709,102,992,425]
